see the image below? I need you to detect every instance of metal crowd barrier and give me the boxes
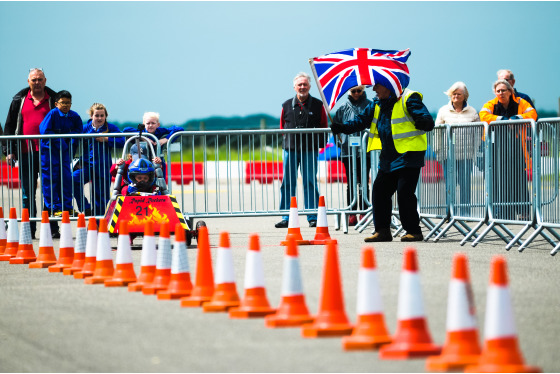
[0,132,159,224]
[165,128,373,232]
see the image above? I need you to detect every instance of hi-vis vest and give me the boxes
[367,89,427,153]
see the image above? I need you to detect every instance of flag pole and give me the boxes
[309,58,342,142]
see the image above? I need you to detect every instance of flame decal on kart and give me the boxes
[129,204,170,225]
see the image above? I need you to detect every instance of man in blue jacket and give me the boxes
[331,82,434,242]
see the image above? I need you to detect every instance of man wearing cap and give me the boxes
[2,68,58,238]
[331,82,434,242]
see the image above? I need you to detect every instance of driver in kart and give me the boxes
[119,158,162,195]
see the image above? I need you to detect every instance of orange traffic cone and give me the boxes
[29,211,58,268]
[105,221,137,287]
[465,256,541,373]
[49,212,78,273]
[265,236,313,327]
[203,231,240,312]
[0,207,19,261]
[73,218,99,279]
[142,222,172,295]
[181,225,214,306]
[0,207,7,255]
[128,221,157,292]
[9,209,36,264]
[309,196,332,245]
[342,246,391,350]
[63,215,90,276]
[229,234,276,318]
[280,196,310,246]
[158,224,193,299]
[301,239,353,337]
[426,253,481,371]
[85,219,114,284]
[379,247,441,359]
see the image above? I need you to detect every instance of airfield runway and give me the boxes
[0,215,558,372]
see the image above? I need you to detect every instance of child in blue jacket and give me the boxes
[72,103,124,216]
[39,90,83,216]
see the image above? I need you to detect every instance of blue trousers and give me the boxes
[19,151,40,232]
[73,162,112,216]
[41,148,73,212]
[279,149,319,222]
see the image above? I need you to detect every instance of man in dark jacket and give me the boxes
[275,72,328,228]
[331,82,434,242]
[3,68,58,238]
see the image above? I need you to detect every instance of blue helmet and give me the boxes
[128,158,155,191]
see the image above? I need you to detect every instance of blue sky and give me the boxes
[1,1,559,126]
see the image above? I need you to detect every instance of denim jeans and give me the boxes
[279,149,319,222]
[19,151,40,232]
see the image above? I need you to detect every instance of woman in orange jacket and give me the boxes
[480,79,537,220]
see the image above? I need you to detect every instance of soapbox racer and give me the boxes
[104,128,205,246]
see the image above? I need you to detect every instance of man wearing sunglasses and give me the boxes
[3,68,59,238]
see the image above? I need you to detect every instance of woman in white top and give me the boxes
[435,82,480,216]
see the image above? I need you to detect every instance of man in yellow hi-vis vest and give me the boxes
[331,82,434,242]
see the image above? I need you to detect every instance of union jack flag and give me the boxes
[310,48,411,111]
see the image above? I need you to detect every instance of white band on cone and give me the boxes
[7,219,19,242]
[59,222,73,248]
[484,285,516,339]
[357,268,384,315]
[281,256,303,296]
[215,247,235,284]
[39,222,53,247]
[316,206,328,228]
[115,235,133,264]
[397,271,425,319]
[171,242,189,274]
[141,235,157,266]
[19,223,32,245]
[288,207,300,229]
[0,217,6,239]
[156,238,172,269]
[74,228,88,254]
[446,279,477,331]
[244,250,265,289]
[96,232,113,261]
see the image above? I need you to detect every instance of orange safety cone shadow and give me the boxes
[280,196,310,246]
[309,196,332,245]
[180,225,214,306]
[49,212,78,273]
[203,231,240,312]
[157,224,192,299]
[379,247,441,359]
[29,211,58,268]
[142,222,172,295]
[9,208,36,264]
[0,207,18,261]
[265,236,313,327]
[84,219,114,284]
[464,256,541,373]
[229,234,276,318]
[0,207,7,256]
[342,246,391,350]
[426,253,481,371]
[128,221,157,292]
[64,215,91,276]
[105,221,137,287]
[301,239,353,337]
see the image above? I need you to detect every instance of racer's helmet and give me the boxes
[128,158,156,191]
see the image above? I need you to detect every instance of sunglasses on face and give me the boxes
[351,89,363,94]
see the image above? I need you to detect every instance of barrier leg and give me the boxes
[517,225,543,252]
[460,220,486,246]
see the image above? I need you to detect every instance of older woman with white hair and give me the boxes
[435,81,479,216]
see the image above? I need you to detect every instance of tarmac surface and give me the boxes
[0,215,558,373]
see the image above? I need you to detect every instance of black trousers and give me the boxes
[372,167,422,235]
